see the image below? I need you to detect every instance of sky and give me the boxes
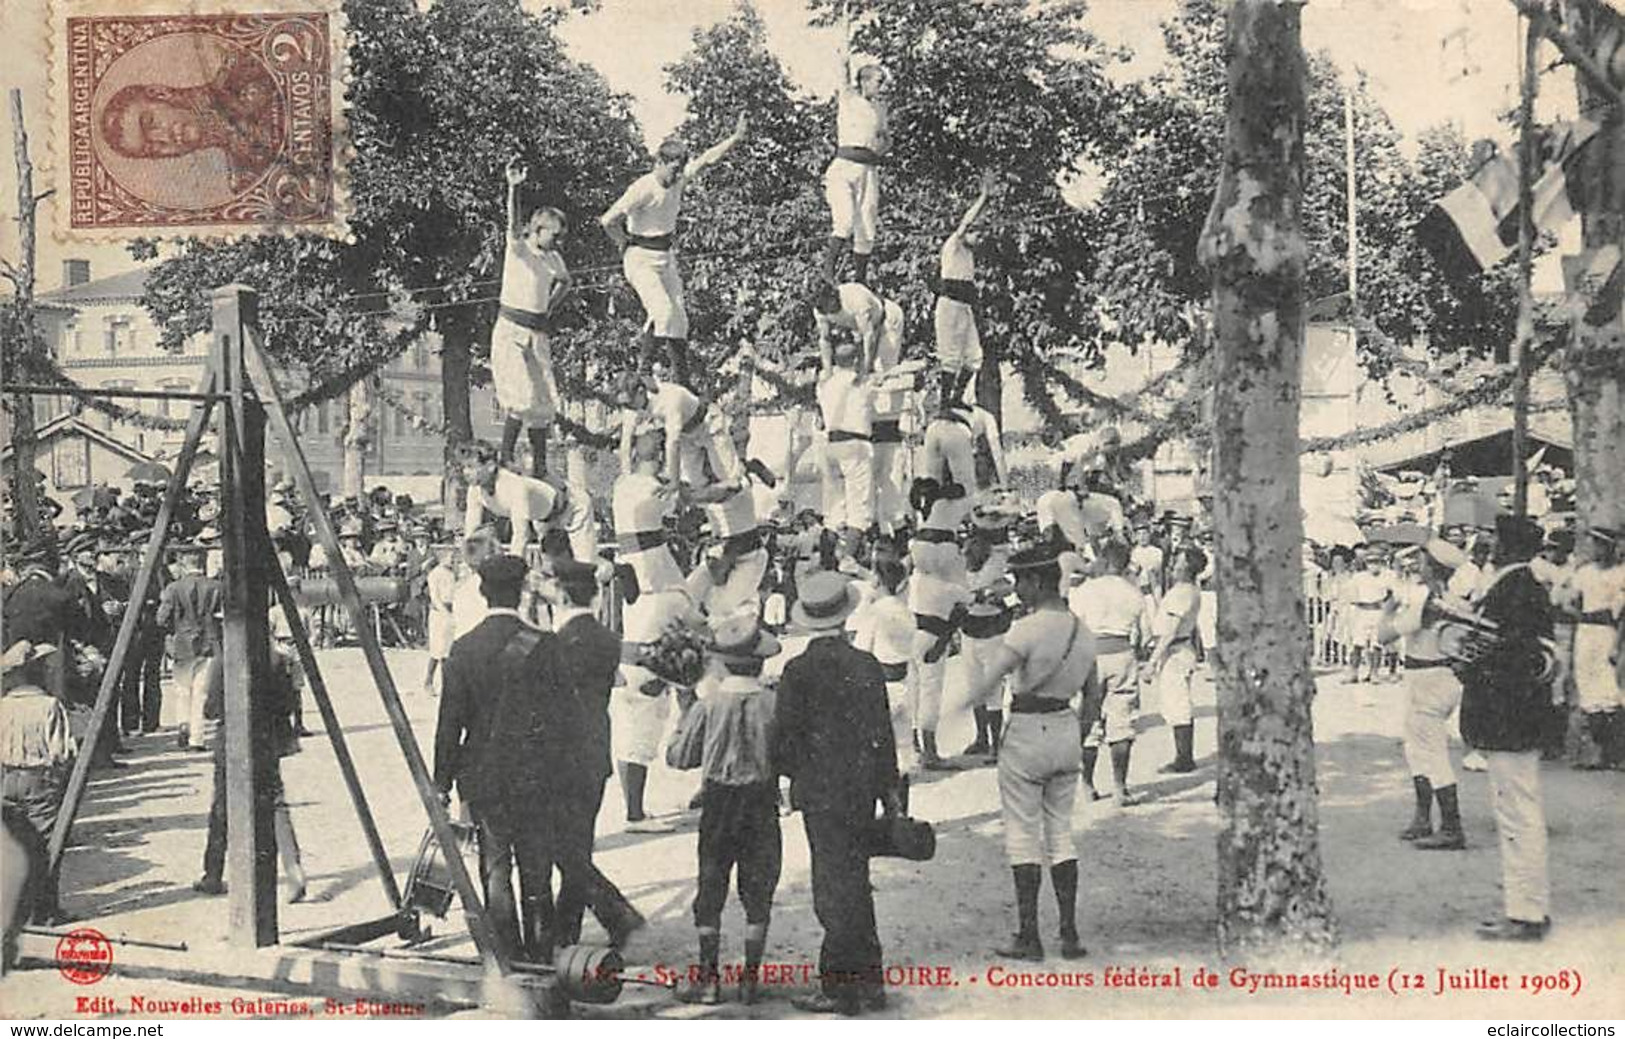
[0,0,1579,291]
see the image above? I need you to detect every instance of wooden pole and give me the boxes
[6,88,48,538]
[48,365,217,869]
[213,285,278,947]
[1344,85,1358,315]
[263,552,403,909]
[1512,17,1539,519]
[240,328,510,975]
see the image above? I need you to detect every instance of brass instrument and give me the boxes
[1423,593,1560,686]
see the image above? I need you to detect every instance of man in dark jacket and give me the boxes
[1458,515,1555,942]
[434,554,580,965]
[774,570,900,1015]
[2,537,87,699]
[542,557,644,951]
[157,550,221,751]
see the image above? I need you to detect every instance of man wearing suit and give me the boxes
[433,554,560,962]
[156,550,221,751]
[2,537,89,700]
[774,570,901,1015]
[540,557,644,951]
[1458,515,1557,942]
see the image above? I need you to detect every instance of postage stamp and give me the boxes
[48,0,348,240]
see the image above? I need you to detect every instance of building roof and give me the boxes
[37,267,151,307]
[0,413,154,468]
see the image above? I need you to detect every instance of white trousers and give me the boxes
[960,634,1008,711]
[997,712,1081,866]
[706,547,768,622]
[887,677,920,776]
[1485,750,1550,923]
[821,438,875,531]
[1157,645,1197,727]
[1403,666,1462,786]
[490,317,559,424]
[915,656,946,731]
[1574,622,1622,713]
[612,682,670,766]
[823,157,880,253]
[178,656,213,749]
[1083,650,1139,748]
[933,296,982,373]
[678,422,740,489]
[872,436,906,531]
[623,246,687,338]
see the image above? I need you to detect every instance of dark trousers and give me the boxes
[118,631,164,734]
[802,808,883,1003]
[694,782,781,928]
[2,769,64,922]
[202,746,284,882]
[473,800,559,960]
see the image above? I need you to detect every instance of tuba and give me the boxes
[1424,593,1561,686]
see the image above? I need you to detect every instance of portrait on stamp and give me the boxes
[63,11,338,234]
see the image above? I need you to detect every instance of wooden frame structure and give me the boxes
[15,285,511,978]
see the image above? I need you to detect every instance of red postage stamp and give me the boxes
[50,0,347,239]
[55,927,113,985]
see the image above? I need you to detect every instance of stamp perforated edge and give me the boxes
[45,0,353,244]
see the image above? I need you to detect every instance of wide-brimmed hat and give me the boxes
[790,571,860,631]
[2,640,59,676]
[708,614,781,660]
[1422,538,1468,570]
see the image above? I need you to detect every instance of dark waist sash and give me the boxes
[1350,601,1383,610]
[1405,657,1453,670]
[627,233,674,252]
[498,305,554,334]
[1009,695,1072,715]
[682,402,709,435]
[915,612,959,664]
[617,530,668,554]
[1095,634,1134,655]
[834,145,884,166]
[722,528,765,557]
[872,419,903,444]
[961,609,1011,640]
[913,527,957,545]
[879,661,909,683]
[829,429,871,444]
[1578,610,1616,626]
[937,278,978,306]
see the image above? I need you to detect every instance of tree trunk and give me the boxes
[340,377,375,500]
[1197,0,1335,961]
[1561,0,1625,690]
[439,309,476,511]
[7,89,44,540]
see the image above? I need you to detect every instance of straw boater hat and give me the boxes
[790,571,861,632]
[708,614,781,661]
[2,640,59,677]
[1422,538,1468,571]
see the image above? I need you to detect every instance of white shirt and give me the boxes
[500,239,568,314]
[451,572,487,639]
[850,592,916,667]
[1070,573,1144,640]
[612,471,671,537]
[871,299,907,417]
[706,483,758,539]
[651,380,704,438]
[1036,489,1124,548]
[1130,544,1164,588]
[1155,582,1201,644]
[604,171,684,237]
[1572,562,1625,618]
[427,564,456,612]
[940,233,975,281]
[1389,581,1446,661]
[1004,608,1094,699]
[1447,560,1483,601]
[465,469,560,556]
[817,368,873,437]
[835,89,885,150]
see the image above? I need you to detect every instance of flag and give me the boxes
[1562,244,1622,327]
[1417,119,1598,283]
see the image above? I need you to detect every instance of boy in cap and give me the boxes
[667,615,783,1005]
[601,115,748,385]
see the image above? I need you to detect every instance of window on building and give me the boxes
[63,319,80,358]
[414,393,431,437]
[105,316,132,355]
[393,403,406,438]
[317,400,331,434]
[101,380,136,431]
[413,340,429,370]
[156,379,189,418]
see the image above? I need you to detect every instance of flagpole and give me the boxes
[1345,85,1358,316]
[1512,15,1538,520]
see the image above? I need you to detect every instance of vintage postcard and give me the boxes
[1,0,1623,1030]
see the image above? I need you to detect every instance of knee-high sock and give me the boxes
[500,415,523,464]
[527,425,549,479]
[852,250,872,285]
[823,236,850,282]
[618,761,647,820]
[1051,859,1079,937]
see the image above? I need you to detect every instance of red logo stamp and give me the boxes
[56,927,113,985]
[62,10,339,234]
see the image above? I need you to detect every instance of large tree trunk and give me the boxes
[1561,0,1625,690]
[1197,0,1335,961]
[7,89,44,540]
[438,309,476,511]
[340,377,375,500]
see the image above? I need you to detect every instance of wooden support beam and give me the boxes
[264,551,403,910]
[213,285,278,948]
[240,327,510,977]
[48,364,217,869]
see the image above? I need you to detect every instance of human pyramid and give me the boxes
[440,38,1203,1013]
